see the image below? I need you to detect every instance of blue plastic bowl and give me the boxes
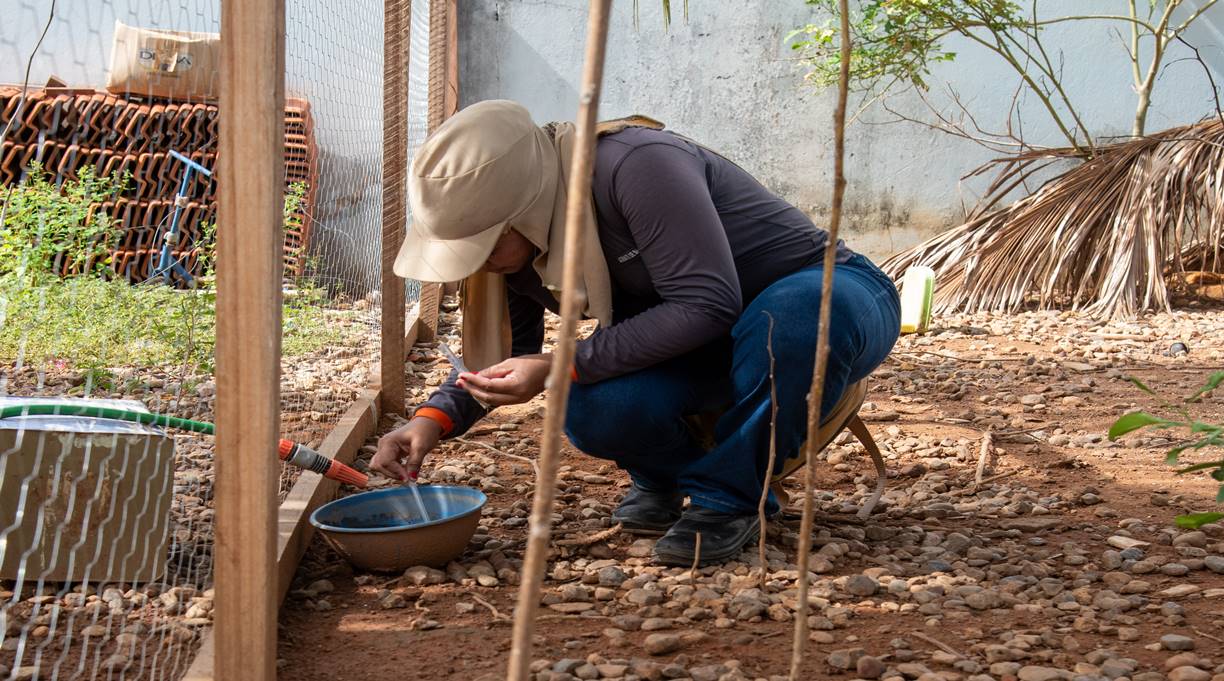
[310,485,487,571]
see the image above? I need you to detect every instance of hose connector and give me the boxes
[278,439,368,487]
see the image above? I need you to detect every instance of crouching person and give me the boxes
[371,100,900,566]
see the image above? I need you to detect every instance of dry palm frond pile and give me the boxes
[882,119,1224,319]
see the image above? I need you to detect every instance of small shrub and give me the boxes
[0,172,352,373]
[0,163,124,281]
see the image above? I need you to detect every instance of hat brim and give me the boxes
[393,217,504,283]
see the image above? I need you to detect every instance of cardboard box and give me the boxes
[106,21,220,101]
[0,397,176,583]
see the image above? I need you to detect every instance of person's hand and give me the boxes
[371,417,443,482]
[457,353,551,406]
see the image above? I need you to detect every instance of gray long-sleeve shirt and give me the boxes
[420,126,853,436]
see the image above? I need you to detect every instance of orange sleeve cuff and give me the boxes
[413,407,454,436]
[570,363,579,382]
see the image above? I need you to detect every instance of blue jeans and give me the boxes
[564,254,901,515]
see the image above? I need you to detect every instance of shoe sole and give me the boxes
[612,517,676,536]
[651,521,761,567]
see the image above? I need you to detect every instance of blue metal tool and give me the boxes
[149,149,212,286]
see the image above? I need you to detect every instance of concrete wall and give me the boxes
[4,1,1221,265]
[458,0,1224,260]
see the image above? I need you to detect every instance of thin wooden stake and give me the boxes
[690,532,703,582]
[911,631,965,659]
[454,436,539,474]
[467,592,509,621]
[381,0,410,416]
[757,312,779,589]
[973,429,994,489]
[790,0,851,678]
[554,523,622,547]
[215,0,284,677]
[505,2,612,679]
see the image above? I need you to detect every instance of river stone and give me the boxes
[999,517,1062,532]
[1157,584,1202,598]
[1017,665,1071,681]
[403,566,446,586]
[827,648,866,670]
[1173,531,1207,548]
[548,603,594,614]
[690,665,728,681]
[1161,634,1195,651]
[644,633,683,656]
[1167,667,1212,681]
[845,575,879,597]
[598,566,628,586]
[857,656,886,679]
[640,617,672,631]
[1107,536,1149,550]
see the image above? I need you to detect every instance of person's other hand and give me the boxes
[370,417,443,482]
[457,353,552,406]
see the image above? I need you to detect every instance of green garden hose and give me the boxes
[0,404,367,486]
[0,404,215,434]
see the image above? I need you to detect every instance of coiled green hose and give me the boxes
[0,404,215,434]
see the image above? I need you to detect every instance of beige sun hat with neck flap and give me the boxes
[395,99,662,371]
[394,100,559,283]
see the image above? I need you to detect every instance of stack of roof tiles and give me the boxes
[0,87,317,280]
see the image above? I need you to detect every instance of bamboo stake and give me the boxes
[973,429,994,488]
[690,532,703,582]
[789,0,851,678]
[757,312,779,589]
[911,631,965,659]
[380,0,410,416]
[554,523,622,547]
[215,0,284,677]
[505,2,612,679]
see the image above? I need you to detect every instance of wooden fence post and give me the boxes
[215,0,284,677]
[416,0,457,343]
[381,0,411,415]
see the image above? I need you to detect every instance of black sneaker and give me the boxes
[652,506,760,567]
[611,484,684,536]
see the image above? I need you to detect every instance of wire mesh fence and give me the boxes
[0,0,429,678]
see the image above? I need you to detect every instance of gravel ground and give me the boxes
[280,305,1224,681]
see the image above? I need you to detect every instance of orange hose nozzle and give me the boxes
[278,439,368,487]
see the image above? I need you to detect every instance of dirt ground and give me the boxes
[279,304,1224,681]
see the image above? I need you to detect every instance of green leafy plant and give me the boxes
[0,178,354,373]
[284,181,307,235]
[633,0,689,30]
[0,163,125,282]
[790,0,1219,156]
[1109,371,1224,529]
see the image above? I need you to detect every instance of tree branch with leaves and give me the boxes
[790,0,1220,158]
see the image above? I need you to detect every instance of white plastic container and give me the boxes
[899,266,935,334]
